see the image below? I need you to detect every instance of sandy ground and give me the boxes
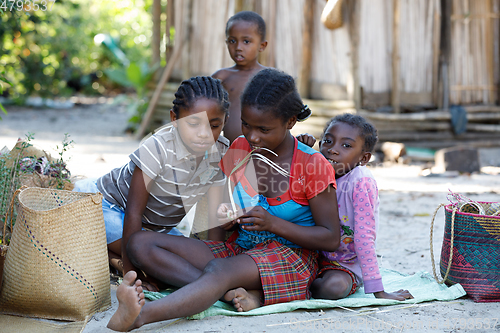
[1,103,499,332]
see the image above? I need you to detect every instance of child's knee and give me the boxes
[313,271,353,300]
[126,231,150,265]
[202,258,238,284]
[202,258,227,275]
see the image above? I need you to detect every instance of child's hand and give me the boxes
[219,220,237,231]
[373,289,414,301]
[216,203,247,226]
[216,203,233,220]
[237,206,274,232]
[296,133,316,147]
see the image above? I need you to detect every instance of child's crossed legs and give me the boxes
[107,232,262,331]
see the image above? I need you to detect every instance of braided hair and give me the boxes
[172,76,229,117]
[226,11,266,41]
[240,68,311,123]
[323,114,378,152]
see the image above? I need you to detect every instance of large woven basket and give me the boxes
[431,202,500,302]
[0,187,111,320]
[0,186,17,292]
[0,245,6,291]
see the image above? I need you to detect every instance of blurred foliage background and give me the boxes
[0,0,160,103]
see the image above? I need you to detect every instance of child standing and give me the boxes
[74,76,230,284]
[212,11,268,143]
[107,68,341,332]
[308,114,413,301]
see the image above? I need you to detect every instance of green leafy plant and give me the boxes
[0,70,12,119]
[105,61,159,129]
[53,133,74,189]
[0,133,34,243]
[0,0,155,100]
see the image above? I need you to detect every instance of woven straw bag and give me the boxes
[0,244,6,292]
[0,187,111,321]
[430,201,500,302]
[321,0,343,30]
[0,187,16,292]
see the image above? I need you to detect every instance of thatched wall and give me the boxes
[168,0,499,106]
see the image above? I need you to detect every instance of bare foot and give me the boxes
[107,271,145,332]
[223,287,261,312]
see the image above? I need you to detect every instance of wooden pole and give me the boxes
[298,0,315,98]
[181,0,193,80]
[347,0,361,111]
[165,0,174,62]
[254,0,262,14]
[235,0,244,13]
[391,0,401,113]
[264,0,276,67]
[152,0,161,69]
[485,0,495,104]
[432,0,441,106]
[221,0,231,67]
[438,0,451,110]
[498,1,500,105]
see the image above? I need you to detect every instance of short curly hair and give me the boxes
[171,76,229,118]
[323,114,378,152]
[240,68,311,122]
[226,11,266,41]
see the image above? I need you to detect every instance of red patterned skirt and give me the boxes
[203,232,318,306]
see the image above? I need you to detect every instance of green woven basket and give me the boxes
[440,202,500,302]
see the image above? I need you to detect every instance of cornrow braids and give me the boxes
[172,76,230,117]
[241,68,311,122]
[323,113,378,152]
[226,11,266,41]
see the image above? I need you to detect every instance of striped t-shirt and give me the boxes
[97,124,229,228]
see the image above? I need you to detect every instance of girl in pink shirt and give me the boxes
[310,114,413,301]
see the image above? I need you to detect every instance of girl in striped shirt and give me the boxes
[74,76,231,289]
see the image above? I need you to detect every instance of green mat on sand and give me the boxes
[143,269,466,320]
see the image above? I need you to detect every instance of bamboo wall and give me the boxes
[450,0,499,104]
[168,0,499,106]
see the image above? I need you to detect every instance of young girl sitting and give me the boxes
[308,114,413,301]
[107,68,341,331]
[74,76,230,287]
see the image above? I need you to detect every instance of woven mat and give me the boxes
[144,268,466,320]
[0,314,87,333]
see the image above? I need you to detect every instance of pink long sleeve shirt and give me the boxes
[321,166,383,293]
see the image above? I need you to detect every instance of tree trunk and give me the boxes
[298,0,315,98]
